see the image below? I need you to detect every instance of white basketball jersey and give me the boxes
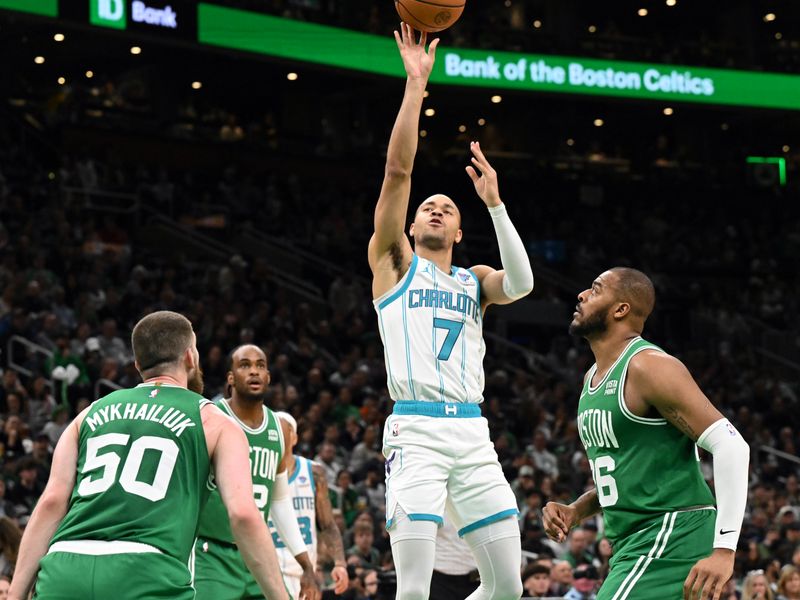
[373,254,485,404]
[270,456,317,580]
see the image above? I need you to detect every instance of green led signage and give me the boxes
[89,0,127,29]
[0,0,57,17]
[198,3,800,111]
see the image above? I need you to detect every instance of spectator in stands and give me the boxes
[315,441,344,486]
[347,521,380,570]
[330,469,366,528]
[0,482,15,520]
[97,318,130,365]
[41,405,69,446]
[564,564,600,600]
[564,528,595,568]
[0,517,20,578]
[6,459,43,517]
[742,569,775,600]
[0,416,26,462]
[522,563,552,599]
[528,430,559,480]
[778,566,800,600]
[551,560,574,597]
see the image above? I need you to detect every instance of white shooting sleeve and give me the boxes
[696,418,750,551]
[487,203,534,300]
[270,470,308,559]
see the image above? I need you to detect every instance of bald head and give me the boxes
[609,267,655,320]
[415,194,461,225]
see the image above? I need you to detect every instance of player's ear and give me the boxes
[183,347,195,370]
[226,371,234,387]
[614,302,631,320]
[409,222,415,238]
[454,228,463,245]
[264,369,271,386]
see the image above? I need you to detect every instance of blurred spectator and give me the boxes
[522,563,552,599]
[551,560,574,597]
[347,521,380,570]
[564,528,595,568]
[564,564,599,600]
[6,459,44,517]
[742,569,775,600]
[778,566,800,600]
[41,405,70,446]
[0,518,20,578]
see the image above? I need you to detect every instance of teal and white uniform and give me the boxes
[269,456,317,599]
[375,254,518,536]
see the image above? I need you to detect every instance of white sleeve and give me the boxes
[487,204,534,300]
[696,419,750,551]
[270,471,308,558]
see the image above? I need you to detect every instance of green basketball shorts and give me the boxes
[597,507,715,600]
[35,545,194,599]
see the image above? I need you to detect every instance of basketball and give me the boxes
[395,0,466,33]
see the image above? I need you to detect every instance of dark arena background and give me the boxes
[0,1,799,598]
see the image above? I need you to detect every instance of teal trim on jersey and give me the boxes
[431,268,446,403]
[392,401,481,418]
[408,513,444,525]
[288,456,302,484]
[307,458,316,496]
[401,289,417,400]
[466,268,481,306]
[457,509,519,537]
[377,254,419,310]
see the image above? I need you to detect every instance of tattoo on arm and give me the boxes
[663,406,697,440]
[312,464,346,565]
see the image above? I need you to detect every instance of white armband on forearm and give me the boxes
[697,418,750,551]
[487,203,534,300]
[270,471,307,558]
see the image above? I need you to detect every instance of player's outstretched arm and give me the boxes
[9,410,85,600]
[271,421,321,600]
[369,24,438,287]
[311,463,349,595]
[628,352,749,600]
[465,141,534,308]
[209,411,290,600]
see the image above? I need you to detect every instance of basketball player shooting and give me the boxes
[368,23,534,600]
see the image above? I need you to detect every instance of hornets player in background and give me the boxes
[194,345,320,600]
[543,269,749,600]
[369,23,534,600]
[9,311,289,600]
[271,412,349,598]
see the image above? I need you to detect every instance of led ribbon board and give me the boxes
[0,0,57,16]
[198,3,800,111]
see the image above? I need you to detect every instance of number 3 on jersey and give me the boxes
[433,318,464,361]
[589,455,618,507]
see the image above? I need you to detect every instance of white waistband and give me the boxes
[48,540,163,556]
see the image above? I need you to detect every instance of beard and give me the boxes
[415,230,449,251]
[187,367,204,395]
[569,308,610,338]
[233,379,266,404]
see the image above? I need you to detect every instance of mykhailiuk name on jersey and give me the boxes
[83,394,198,438]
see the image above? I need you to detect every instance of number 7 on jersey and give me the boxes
[433,318,464,361]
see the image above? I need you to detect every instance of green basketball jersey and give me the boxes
[197,399,284,544]
[577,337,715,545]
[52,383,211,563]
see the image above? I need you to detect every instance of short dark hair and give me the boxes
[609,267,656,320]
[132,311,194,377]
[522,563,550,579]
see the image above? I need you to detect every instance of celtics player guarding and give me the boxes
[9,312,289,600]
[543,269,750,600]
[194,345,320,600]
[369,23,534,600]
[271,412,349,598]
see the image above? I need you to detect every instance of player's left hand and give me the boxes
[331,565,349,594]
[465,141,502,208]
[299,567,321,600]
[683,549,735,600]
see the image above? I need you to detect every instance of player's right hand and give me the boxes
[393,22,439,81]
[331,565,349,595]
[542,501,577,542]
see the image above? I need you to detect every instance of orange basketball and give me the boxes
[395,0,466,33]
